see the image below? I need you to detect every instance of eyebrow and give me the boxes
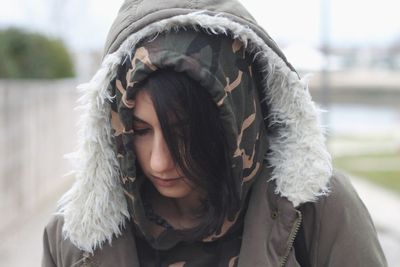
[132,114,189,127]
[132,114,149,124]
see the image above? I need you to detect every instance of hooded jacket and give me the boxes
[42,0,387,266]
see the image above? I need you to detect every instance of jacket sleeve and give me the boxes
[41,215,84,267]
[42,224,57,267]
[302,171,387,267]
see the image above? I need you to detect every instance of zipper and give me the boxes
[70,251,97,267]
[280,210,302,267]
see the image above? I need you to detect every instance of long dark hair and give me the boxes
[136,68,239,237]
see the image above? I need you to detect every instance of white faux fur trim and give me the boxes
[57,59,130,253]
[59,12,332,252]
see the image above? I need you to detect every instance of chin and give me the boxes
[154,185,193,199]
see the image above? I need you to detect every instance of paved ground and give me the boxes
[0,191,61,267]
[0,177,399,267]
[351,177,400,267]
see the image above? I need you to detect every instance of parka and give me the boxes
[42,0,387,266]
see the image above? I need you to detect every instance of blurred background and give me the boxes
[0,0,399,266]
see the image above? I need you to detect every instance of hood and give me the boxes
[111,30,269,250]
[58,0,332,253]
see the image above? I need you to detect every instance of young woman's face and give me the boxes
[132,90,195,199]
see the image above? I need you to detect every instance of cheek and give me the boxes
[133,138,151,167]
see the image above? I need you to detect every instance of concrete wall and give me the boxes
[0,79,79,233]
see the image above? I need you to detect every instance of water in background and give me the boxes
[328,103,400,136]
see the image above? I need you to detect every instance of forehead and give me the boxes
[135,90,153,106]
[133,90,157,122]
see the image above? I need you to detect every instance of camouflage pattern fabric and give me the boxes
[109,30,269,266]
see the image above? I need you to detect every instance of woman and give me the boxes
[42,0,387,266]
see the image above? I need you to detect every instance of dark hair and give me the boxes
[136,68,239,237]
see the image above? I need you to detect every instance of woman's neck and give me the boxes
[150,187,205,229]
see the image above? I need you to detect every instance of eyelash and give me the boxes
[133,122,189,137]
[133,128,151,136]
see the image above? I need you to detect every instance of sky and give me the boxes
[0,0,399,51]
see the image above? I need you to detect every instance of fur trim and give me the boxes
[59,12,332,252]
[57,58,130,253]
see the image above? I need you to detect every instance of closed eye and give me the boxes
[133,127,152,136]
[132,114,152,137]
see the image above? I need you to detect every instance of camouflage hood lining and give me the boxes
[111,30,269,250]
[58,13,332,253]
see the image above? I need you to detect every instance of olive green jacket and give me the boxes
[42,171,386,266]
[42,0,387,266]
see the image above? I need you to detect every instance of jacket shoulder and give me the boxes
[327,171,365,204]
[42,215,140,267]
[300,171,387,266]
[42,215,85,267]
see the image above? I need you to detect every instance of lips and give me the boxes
[151,175,183,187]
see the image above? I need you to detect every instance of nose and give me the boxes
[150,132,175,173]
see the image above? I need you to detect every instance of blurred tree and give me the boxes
[0,27,74,79]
